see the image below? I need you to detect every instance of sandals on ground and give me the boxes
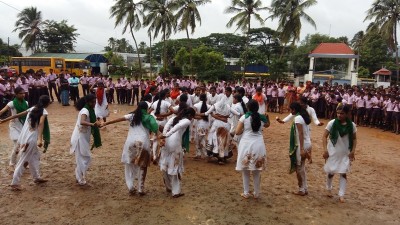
[172,193,185,198]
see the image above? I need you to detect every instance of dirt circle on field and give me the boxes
[0,102,399,225]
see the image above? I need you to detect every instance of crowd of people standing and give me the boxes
[1,68,398,202]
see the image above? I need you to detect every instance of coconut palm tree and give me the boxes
[143,0,178,75]
[350,31,365,54]
[110,0,144,76]
[13,7,45,53]
[365,0,400,84]
[268,0,317,59]
[225,0,269,75]
[175,0,211,73]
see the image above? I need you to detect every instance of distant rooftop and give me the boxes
[309,43,358,59]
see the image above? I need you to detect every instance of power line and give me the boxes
[0,0,105,48]
[0,0,21,12]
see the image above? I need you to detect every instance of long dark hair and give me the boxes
[177,94,188,113]
[131,101,148,127]
[234,94,247,113]
[290,102,311,125]
[155,89,167,115]
[172,107,195,127]
[76,94,96,111]
[247,99,261,132]
[199,93,208,122]
[29,95,50,129]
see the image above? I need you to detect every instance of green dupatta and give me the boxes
[329,118,353,151]
[289,113,300,174]
[12,98,28,124]
[244,112,268,123]
[140,109,158,133]
[182,128,190,153]
[85,104,102,150]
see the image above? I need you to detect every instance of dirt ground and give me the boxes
[0,101,399,225]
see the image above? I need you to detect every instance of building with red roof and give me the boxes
[305,43,359,85]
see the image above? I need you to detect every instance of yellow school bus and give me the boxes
[10,57,65,74]
[65,59,91,76]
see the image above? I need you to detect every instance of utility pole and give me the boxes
[7,37,10,65]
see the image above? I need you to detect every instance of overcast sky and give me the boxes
[0,0,383,54]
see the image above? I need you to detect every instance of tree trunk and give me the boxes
[279,44,286,60]
[130,26,142,79]
[243,16,251,77]
[163,31,167,77]
[395,22,399,85]
[186,28,193,76]
[149,33,153,80]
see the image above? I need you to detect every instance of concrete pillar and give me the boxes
[306,57,315,82]
[349,58,357,86]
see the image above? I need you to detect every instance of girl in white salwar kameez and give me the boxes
[91,82,109,122]
[0,95,51,191]
[230,94,247,144]
[322,104,357,203]
[103,102,158,195]
[159,108,195,198]
[202,99,232,165]
[0,87,29,172]
[149,89,175,161]
[70,94,102,186]
[235,100,270,199]
[193,94,211,159]
[288,102,312,196]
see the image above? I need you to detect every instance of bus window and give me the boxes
[55,60,63,68]
[74,62,80,69]
[66,62,73,69]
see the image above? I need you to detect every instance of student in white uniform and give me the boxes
[193,93,211,159]
[277,97,323,163]
[322,104,357,203]
[288,102,312,196]
[0,87,29,171]
[103,102,158,195]
[159,108,196,198]
[149,89,175,161]
[90,81,109,122]
[235,99,270,199]
[0,95,51,191]
[70,94,102,186]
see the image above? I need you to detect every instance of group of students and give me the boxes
[0,75,360,203]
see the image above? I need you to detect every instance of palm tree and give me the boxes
[268,0,317,59]
[365,0,400,84]
[108,37,116,51]
[110,0,144,76]
[13,7,45,53]
[143,0,178,75]
[225,0,269,75]
[175,0,211,74]
[350,31,365,54]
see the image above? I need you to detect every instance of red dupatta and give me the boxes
[97,88,104,105]
[253,93,264,105]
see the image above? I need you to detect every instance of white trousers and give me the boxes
[125,164,147,192]
[326,173,347,197]
[195,133,207,157]
[75,150,91,185]
[10,140,18,166]
[162,171,181,196]
[296,160,308,193]
[11,148,41,185]
[152,139,158,161]
[242,170,261,197]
